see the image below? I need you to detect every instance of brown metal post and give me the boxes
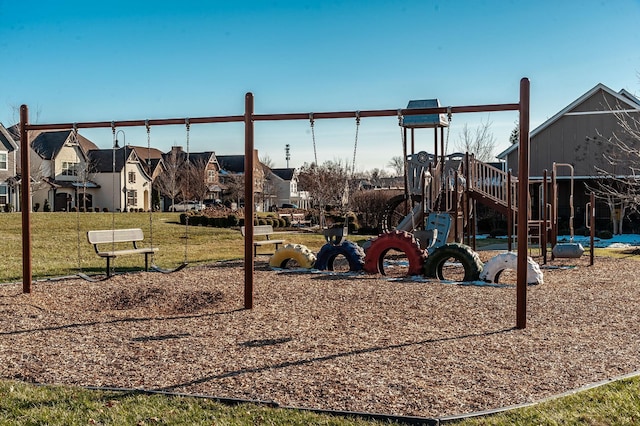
[402,126,409,213]
[507,171,513,252]
[453,171,459,242]
[244,93,255,309]
[542,170,548,264]
[464,153,470,246]
[20,105,32,294]
[550,169,557,250]
[590,192,595,266]
[516,78,530,329]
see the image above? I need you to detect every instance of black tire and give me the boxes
[381,194,422,232]
[424,243,483,282]
[315,240,365,272]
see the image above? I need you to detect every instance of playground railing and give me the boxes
[467,155,518,211]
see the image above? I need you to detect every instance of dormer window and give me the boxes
[62,161,78,176]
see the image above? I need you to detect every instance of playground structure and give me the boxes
[19,77,532,328]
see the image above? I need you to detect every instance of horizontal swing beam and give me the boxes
[23,103,520,132]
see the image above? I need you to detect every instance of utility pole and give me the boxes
[285,144,290,168]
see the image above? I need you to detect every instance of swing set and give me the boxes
[19,77,532,328]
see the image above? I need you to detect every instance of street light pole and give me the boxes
[116,130,126,212]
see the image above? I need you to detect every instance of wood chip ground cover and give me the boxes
[0,253,638,418]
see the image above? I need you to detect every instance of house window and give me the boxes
[0,152,7,170]
[61,161,78,176]
[0,184,7,204]
[207,170,216,183]
[128,171,136,183]
[127,190,137,207]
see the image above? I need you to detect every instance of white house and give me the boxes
[29,130,100,212]
[88,146,154,211]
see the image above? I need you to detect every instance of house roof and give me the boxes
[497,83,640,159]
[0,124,18,151]
[188,152,216,166]
[29,130,98,159]
[270,168,296,180]
[217,155,245,173]
[129,145,165,161]
[87,149,125,173]
[31,131,74,159]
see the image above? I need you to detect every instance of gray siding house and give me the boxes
[0,124,19,211]
[497,83,640,231]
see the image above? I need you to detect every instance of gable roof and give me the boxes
[129,145,165,161]
[270,168,296,180]
[217,155,245,173]
[0,123,18,151]
[497,83,640,159]
[86,149,125,173]
[31,131,74,159]
[29,130,98,160]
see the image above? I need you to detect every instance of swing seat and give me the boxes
[87,228,158,277]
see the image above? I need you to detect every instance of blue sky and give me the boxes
[2,0,639,172]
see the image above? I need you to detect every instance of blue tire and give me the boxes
[315,240,365,272]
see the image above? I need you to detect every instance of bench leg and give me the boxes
[106,257,111,277]
[254,244,258,258]
[145,253,150,271]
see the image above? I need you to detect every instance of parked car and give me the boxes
[203,198,222,208]
[281,203,298,209]
[168,200,204,212]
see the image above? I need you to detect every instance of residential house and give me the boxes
[0,124,19,211]
[217,151,265,206]
[267,168,310,210]
[160,146,222,209]
[29,130,100,212]
[497,83,640,231]
[87,147,154,211]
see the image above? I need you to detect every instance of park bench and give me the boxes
[240,224,286,257]
[87,228,158,276]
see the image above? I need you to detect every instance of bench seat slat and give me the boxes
[96,248,158,257]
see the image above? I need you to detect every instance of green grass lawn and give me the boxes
[2,375,640,425]
[0,212,329,283]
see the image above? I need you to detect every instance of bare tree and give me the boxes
[260,154,274,169]
[182,157,209,201]
[387,156,404,177]
[156,150,185,208]
[587,108,640,233]
[297,160,352,209]
[454,118,497,162]
[224,174,245,205]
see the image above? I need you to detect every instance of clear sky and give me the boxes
[2,0,639,173]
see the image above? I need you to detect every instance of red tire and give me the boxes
[363,230,426,276]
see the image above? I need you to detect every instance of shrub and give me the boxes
[279,217,286,228]
[34,203,40,212]
[43,200,51,212]
[103,207,109,212]
[227,214,239,227]
[489,228,507,237]
[258,218,267,226]
[179,213,188,225]
[597,230,613,239]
